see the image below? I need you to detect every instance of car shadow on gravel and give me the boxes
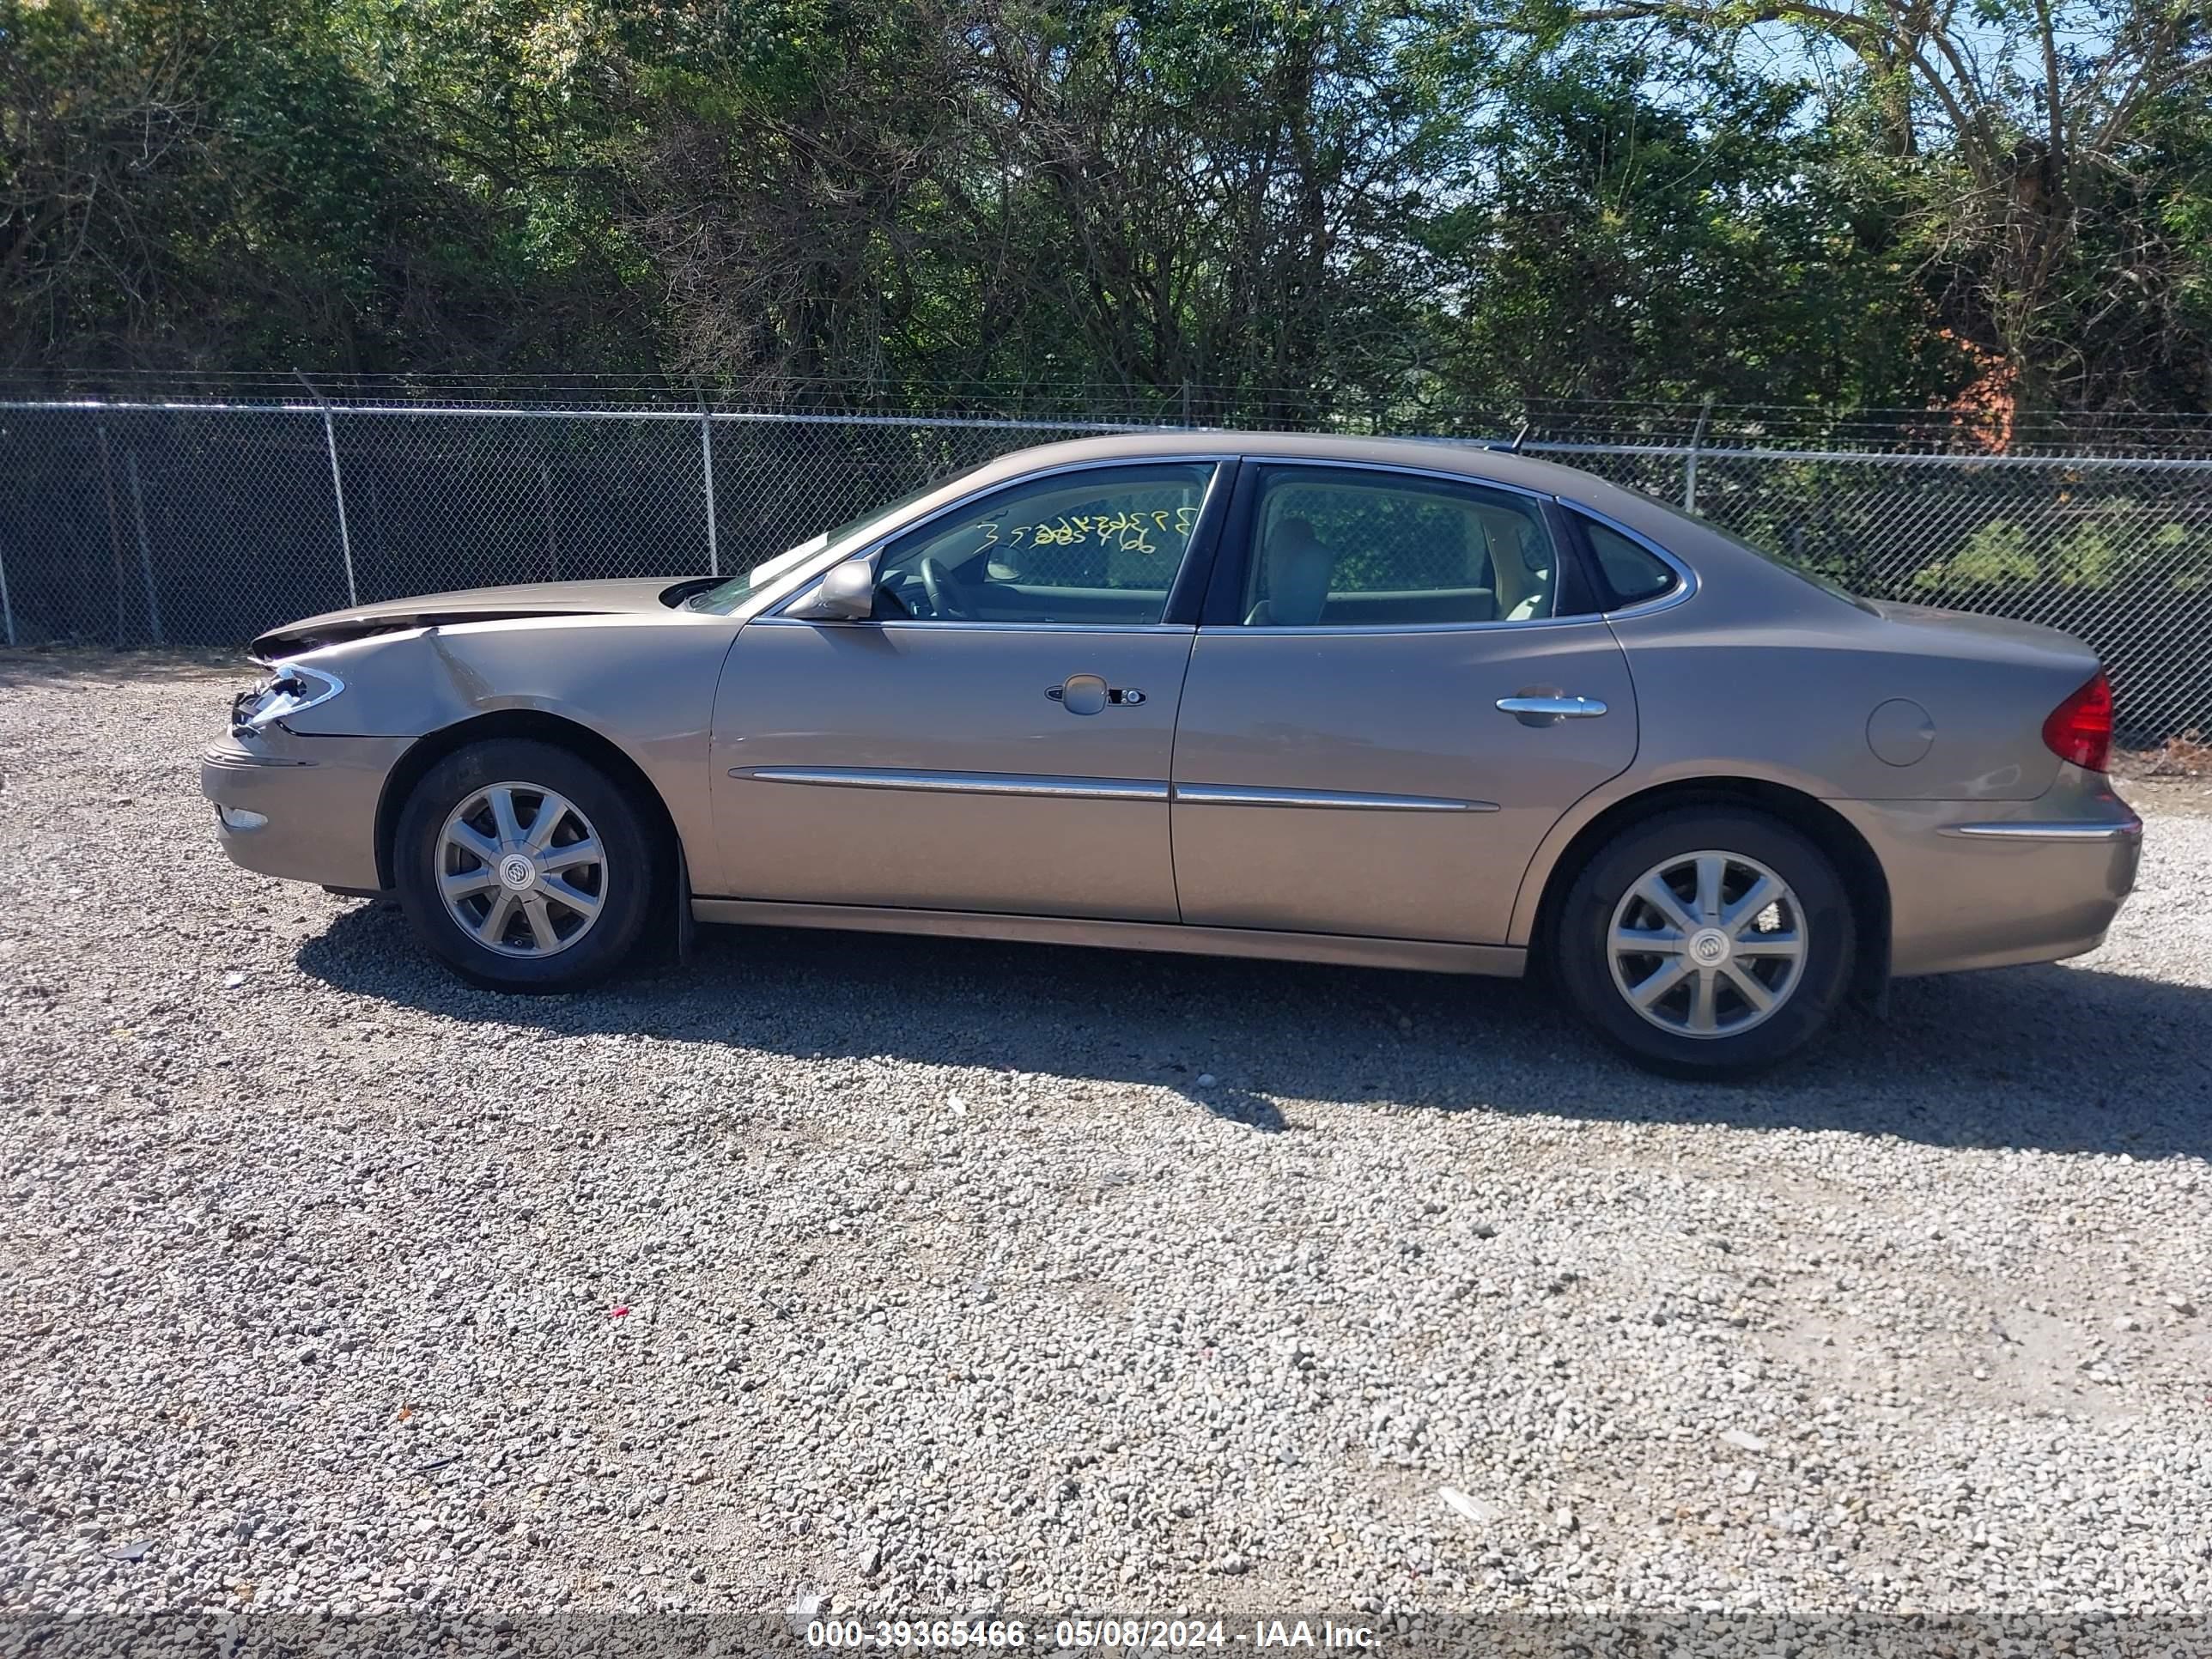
[297,903,2212,1159]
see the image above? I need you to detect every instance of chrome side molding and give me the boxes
[732,766,1497,814]
[1941,819,2143,842]
[1170,782,1496,813]
[735,766,1167,801]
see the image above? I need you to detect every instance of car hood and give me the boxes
[251,578,707,659]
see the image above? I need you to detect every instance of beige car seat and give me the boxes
[1246,517,1334,626]
[1489,515,1554,621]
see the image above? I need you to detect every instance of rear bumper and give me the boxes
[202,732,410,892]
[1835,771,2142,977]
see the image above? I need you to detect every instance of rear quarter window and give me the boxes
[1581,519,1680,605]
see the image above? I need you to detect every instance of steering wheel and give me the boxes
[917,556,969,620]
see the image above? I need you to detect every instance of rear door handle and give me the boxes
[1497,694,1607,725]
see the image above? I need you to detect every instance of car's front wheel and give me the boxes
[393,738,656,992]
[1552,806,1856,1078]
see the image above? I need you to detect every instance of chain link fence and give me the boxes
[2,398,2208,738]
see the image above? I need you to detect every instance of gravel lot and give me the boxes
[3,652,2209,1629]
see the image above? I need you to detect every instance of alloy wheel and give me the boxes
[1605,849,1808,1040]
[435,781,607,958]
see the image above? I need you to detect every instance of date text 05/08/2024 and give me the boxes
[805,1619,1380,1651]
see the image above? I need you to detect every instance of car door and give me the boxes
[709,458,1228,922]
[1170,460,1640,945]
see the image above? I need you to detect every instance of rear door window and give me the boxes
[1236,467,1565,627]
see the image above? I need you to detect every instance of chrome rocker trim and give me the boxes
[690,897,1528,977]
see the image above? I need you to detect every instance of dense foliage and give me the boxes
[3,0,2207,417]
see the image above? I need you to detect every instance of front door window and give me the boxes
[872,463,1220,624]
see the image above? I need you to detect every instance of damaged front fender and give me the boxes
[235,610,742,895]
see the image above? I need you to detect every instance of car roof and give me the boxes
[969,424,1575,490]
[957,428,1674,532]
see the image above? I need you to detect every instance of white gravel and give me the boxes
[3,653,2209,1626]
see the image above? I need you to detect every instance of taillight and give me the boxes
[2041,670,2113,773]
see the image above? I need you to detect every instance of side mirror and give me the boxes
[788,555,878,621]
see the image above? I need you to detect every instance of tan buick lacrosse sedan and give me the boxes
[205,433,2142,1076]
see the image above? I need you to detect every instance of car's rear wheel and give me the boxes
[393,738,656,992]
[1552,806,1855,1078]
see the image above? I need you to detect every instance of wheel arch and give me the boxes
[374,709,681,893]
[1523,777,1891,1002]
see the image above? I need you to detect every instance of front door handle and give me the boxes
[1497,694,1608,726]
[1048,675,1145,715]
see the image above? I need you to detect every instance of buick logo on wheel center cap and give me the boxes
[498,854,536,890]
[1690,927,1730,966]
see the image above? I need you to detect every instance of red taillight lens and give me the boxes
[2042,670,2113,773]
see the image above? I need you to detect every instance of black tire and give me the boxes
[392,738,658,993]
[1551,806,1856,1079]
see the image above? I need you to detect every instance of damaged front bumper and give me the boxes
[202,726,411,894]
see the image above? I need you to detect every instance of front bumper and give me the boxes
[202,730,413,892]
[1834,770,2142,977]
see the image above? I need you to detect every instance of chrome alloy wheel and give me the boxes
[436,782,607,957]
[1606,849,1808,1040]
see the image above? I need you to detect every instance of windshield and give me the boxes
[684,467,981,615]
[1641,497,1877,614]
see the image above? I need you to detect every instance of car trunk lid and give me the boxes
[1856,598,2100,673]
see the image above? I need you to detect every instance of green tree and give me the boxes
[4,0,2209,416]
[1474,0,2212,411]
[1407,36,1960,412]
